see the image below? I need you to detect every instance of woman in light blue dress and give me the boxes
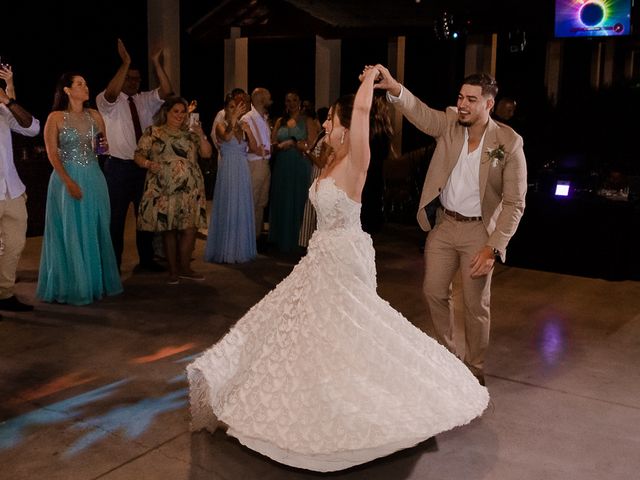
[37,73,122,305]
[204,94,258,263]
[268,91,319,252]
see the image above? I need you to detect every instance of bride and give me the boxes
[187,66,489,472]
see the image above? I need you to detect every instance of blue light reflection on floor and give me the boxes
[64,388,188,458]
[537,317,567,366]
[174,352,203,364]
[169,373,187,384]
[0,380,129,450]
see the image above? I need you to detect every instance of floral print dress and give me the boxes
[136,125,207,232]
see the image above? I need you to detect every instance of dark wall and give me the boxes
[2,1,148,126]
[248,37,316,120]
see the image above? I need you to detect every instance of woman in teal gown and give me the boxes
[268,91,319,252]
[37,72,122,305]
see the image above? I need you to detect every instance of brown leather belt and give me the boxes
[443,208,482,222]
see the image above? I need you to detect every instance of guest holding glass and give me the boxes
[134,96,212,284]
[268,91,318,252]
[37,73,122,305]
[204,94,258,264]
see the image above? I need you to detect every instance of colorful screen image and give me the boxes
[555,0,632,37]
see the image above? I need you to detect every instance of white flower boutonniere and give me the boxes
[486,144,506,167]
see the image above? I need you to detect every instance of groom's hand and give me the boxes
[469,246,496,278]
[372,64,402,97]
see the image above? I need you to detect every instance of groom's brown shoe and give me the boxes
[0,296,34,312]
[464,362,486,386]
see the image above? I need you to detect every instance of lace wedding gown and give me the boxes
[187,177,489,472]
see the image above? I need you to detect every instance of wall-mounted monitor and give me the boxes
[555,0,632,38]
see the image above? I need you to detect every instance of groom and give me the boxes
[373,65,527,385]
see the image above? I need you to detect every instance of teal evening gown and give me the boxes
[37,111,123,305]
[268,117,311,252]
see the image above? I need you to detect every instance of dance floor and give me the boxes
[1,209,639,480]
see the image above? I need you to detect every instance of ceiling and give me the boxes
[187,0,552,43]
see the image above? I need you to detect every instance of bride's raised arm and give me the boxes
[348,67,378,176]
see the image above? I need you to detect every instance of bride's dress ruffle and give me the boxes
[187,177,489,472]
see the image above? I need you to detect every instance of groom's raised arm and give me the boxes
[374,64,448,139]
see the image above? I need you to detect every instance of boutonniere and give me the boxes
[486,144,506,167]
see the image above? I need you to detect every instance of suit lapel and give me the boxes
[448,127,465,177]
[479,120,498,201]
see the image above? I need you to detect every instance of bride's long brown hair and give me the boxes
[332,91,393,147]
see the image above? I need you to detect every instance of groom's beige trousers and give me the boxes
[0,194,28,300]
[423,211,492,373]
[249,158,271,238]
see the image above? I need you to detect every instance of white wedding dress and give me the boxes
[187,177,489,472]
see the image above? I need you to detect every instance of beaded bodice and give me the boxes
[58,111,99,166]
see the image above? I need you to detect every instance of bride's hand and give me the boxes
[358,65,381,83]
[371,64,402,96]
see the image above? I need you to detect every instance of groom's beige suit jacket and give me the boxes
[391,87,527,261]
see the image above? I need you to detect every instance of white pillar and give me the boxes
[224,27,248,96]
[315,36,341,110]
[388,36,405,155]
[545,40,563,106]
[147,0,181,94]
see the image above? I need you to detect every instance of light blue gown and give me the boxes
[204,135,256,263]
[36,111,123,305]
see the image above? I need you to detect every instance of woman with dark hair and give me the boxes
[187,67,488,472]
[134,96,212,284]
[268,90,319,252]
[37,73,122,305]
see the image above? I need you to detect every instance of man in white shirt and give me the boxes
[97,38,173,272]
[241,87,273,239]
[375,66,527,385]
[0,86,40,315]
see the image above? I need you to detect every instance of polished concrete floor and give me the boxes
[1,208,639,480]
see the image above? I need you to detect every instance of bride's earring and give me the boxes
[340,130,346,145]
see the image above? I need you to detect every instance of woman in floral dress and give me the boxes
[135,96,213,284]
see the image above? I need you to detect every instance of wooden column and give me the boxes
[147,0,181,94]
[388,36,405,155]
[464,34,497,77]
[315,36,341,110]
[624,49,636,80]
[545,40,563,106]
[591,41,603,89]
[602,39,615,87]
[224,27,248,96]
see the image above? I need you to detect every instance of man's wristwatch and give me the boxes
[5,98,15,107]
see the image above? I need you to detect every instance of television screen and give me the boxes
[555,0,632,37]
